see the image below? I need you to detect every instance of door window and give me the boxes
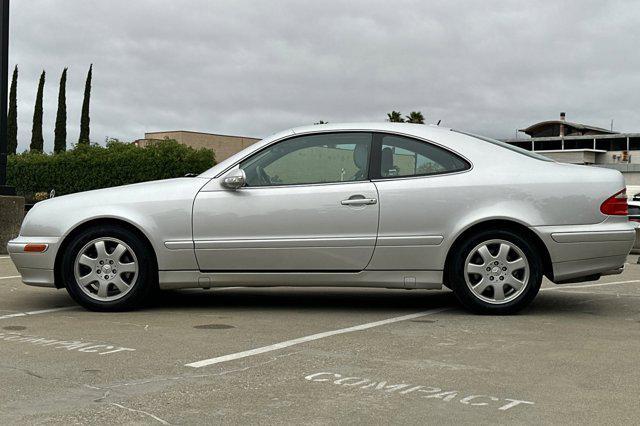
[377,134,470,178]
[240,133,372,186]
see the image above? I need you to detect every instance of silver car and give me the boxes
[7,123,635,314]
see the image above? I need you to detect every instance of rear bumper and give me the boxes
[532,219,635,282]
[552,255,627,283]
[7,236,59,288]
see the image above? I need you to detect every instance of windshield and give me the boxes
[452,130,553,162]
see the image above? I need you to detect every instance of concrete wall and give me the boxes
[623,173,640,186]
[540,151,597,164]
[596,151,640,164]
[0,196,25,254]
[139,131,261,162]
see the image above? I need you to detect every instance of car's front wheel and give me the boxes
[447,229,542,314]
[61,225,157,311]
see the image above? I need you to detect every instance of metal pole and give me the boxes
[0,0,13,195]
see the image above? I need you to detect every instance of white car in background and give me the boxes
[7,123,636,314]
[627,200,640,253]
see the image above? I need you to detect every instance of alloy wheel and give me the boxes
[463,239,530,304]
[73,237,139,302]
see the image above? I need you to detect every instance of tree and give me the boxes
[387,111,404,122]
[54,68,68,153]
[78,64,92,145]
[30,70,45,152]
[7,65,18,154]
[406,111,425,124]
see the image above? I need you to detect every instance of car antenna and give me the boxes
[436,120,441,126]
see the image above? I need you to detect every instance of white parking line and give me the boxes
[0,306,76,320]
[0,275,20,281]
[186,307,451,368]
[0,256,10,259]
[109,403,170,425]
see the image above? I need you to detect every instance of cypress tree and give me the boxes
[30,70,45,152]
[54,68,68,153]
[78,64,92,145]
[7,65,17,154]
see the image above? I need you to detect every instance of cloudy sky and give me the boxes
[9,0,640,152]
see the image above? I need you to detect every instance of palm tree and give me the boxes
[406,111,425,124]
[387,111,404,122]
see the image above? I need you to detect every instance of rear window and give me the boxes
[453,130,554,162]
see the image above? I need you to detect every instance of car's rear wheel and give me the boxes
[61,225,157,311]
[447,229,542,314]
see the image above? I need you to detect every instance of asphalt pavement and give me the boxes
[1,254,639,424]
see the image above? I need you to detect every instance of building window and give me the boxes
[509,141,533,151]
[596,138,626,151]
[564,139,595,150]
[535,139,562,150]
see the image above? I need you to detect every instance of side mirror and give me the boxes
[221,169,247,190]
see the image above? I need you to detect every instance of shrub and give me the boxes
[7,139,215,201]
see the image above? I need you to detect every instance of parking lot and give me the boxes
[1,254,639,425]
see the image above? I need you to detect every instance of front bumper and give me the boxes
[532,218,635,283]
[7,236,60,288]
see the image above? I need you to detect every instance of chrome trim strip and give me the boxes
[164,241,194,250]
[194,236,376,249]
[376,235,444,246]
[551,230,635,243]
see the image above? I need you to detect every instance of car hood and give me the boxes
[20,177,210,238]
[39,177,206,206]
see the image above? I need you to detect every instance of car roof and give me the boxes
[289,122,452,137]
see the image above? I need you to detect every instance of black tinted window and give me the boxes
[377,134,470,178]
[240,133,372,186]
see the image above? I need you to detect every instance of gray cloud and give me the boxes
[9,0,640,152]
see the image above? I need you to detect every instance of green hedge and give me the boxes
[7,139,215,200]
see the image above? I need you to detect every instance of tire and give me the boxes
[446,229,542,315]
[61,225,157,311]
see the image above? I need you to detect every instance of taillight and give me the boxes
[600,189,628,216]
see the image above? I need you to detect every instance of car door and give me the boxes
[368,132,472,271]
[192,131,379,271]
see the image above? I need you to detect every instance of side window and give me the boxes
[378,134,469,178]
[240,133,372,187]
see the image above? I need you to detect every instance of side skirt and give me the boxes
[158,270,443,291]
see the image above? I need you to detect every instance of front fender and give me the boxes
[17,178,208,271]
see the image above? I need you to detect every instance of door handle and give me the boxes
[341,197,377,206]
